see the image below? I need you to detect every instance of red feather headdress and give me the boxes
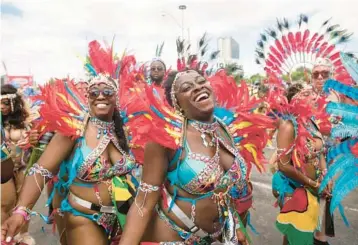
[255,14,353,78]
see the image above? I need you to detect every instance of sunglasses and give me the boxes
[312,71,330,79]
[150,67,164,72]
[88,88,115,100]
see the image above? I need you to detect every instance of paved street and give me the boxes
[28,148,358,245]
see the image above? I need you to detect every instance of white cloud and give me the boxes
[1,0,358,83]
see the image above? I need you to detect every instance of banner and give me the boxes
[4,75,34,89]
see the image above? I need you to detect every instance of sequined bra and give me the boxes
[66,135,135,184]
[167,124,248,196]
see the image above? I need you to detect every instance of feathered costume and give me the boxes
[124,34,275,244]
[266,83,333,244]
[319,52,358,224]
[32,40,147,241]
[256,13,354,245]
[255,14,352,78]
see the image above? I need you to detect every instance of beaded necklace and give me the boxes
[89,117,115,139]
[188,119,220,147]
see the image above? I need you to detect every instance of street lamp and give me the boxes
[161,11,182,29]
[161,5,189,42]
[178,5,187,39]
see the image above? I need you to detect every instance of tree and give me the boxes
[282,66,311,83]
[245,73,266,84]
[224,62,244,84]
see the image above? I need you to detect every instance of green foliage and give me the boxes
[244,73,266,84]
[224,63,244,84]
[282,66,311,83]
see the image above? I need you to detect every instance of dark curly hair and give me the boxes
[164,68,204,108]
[286,83,304,103]
[1,84,29,129]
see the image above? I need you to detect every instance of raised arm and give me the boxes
[276,120,318,189]
[1,133,75,242]
[118,142,169,245]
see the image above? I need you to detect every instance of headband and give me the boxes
[0,93,17,112]
[88,73,118,91]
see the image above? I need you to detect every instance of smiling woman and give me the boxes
[0,40,142,245]
[117,66,276,244]
[166,69,214,122]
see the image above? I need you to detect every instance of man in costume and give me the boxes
[148,59,166,87]
[311,58,341,103]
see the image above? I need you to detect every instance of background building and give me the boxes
[217,37,243,75]
[217,37,240,61]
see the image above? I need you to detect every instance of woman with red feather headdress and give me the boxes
[117,34,274,245]
[0,83,41,245]
[257,13,354,245]
[1,40,147,245]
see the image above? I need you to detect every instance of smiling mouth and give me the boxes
[194,92,210,102]
[96,103,109,109]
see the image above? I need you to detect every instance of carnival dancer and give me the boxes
[1,40,143,245]
[1,84,38,245]
[268,84,331,245]
[148,59,166,93]
[148,42,167,88]
[118,39,273,243]
[254,13,353,245]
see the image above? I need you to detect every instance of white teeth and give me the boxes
[96,104,108,108]
[195,93,209,102]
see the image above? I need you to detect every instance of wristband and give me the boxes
[13,206,31,221]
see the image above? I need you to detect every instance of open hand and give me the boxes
[1,214,26,243]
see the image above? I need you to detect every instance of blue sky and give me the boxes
[1,0,358,83]
[1,2,23,17]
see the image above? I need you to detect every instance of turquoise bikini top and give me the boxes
[166,120,248,198]
[167,138,225,195]
[59,134,136,189]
